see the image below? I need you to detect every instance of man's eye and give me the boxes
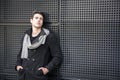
[34,17,43,20]
[35,17,38,19]
[40,18,43,20]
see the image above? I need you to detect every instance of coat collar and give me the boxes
[25,27,46,36]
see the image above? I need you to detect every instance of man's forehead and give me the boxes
[34,14,43,17]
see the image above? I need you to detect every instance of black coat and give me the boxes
[15,28,62,80]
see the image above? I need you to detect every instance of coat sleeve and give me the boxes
[15,35,24,71]
[45,33,62,72]
[15,49,23,71]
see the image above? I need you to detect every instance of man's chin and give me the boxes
[34,25,42,28]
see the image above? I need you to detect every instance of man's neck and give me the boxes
[32,27,41,37]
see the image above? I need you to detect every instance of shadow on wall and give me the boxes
[0,74,5,80]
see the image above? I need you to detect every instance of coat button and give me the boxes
[33,50,36,52]
[26,68,28,70]
[32,58,35,62]
[27,58,30,60]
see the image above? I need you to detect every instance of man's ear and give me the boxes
[30,19,32,23]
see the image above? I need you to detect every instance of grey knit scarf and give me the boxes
[21,28,50,59]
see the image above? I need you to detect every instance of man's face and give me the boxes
[30,13,44,28]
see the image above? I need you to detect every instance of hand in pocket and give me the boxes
[36,69,44,76]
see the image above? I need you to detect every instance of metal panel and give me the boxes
[0,0,120,80]
[0,24,59,80]
[0,0,60,80]
[0,26,5,73]
[60,0,120,80]
[1,0,59,23]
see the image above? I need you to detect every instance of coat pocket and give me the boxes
[18,69,25,75]
[35,69,44,76]
[18,69,25,80]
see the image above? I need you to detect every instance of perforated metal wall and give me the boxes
[0,0,59,23]
[60,0,120,80]
[0,0,120,80]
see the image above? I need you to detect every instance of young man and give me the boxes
[15,11,62,80]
